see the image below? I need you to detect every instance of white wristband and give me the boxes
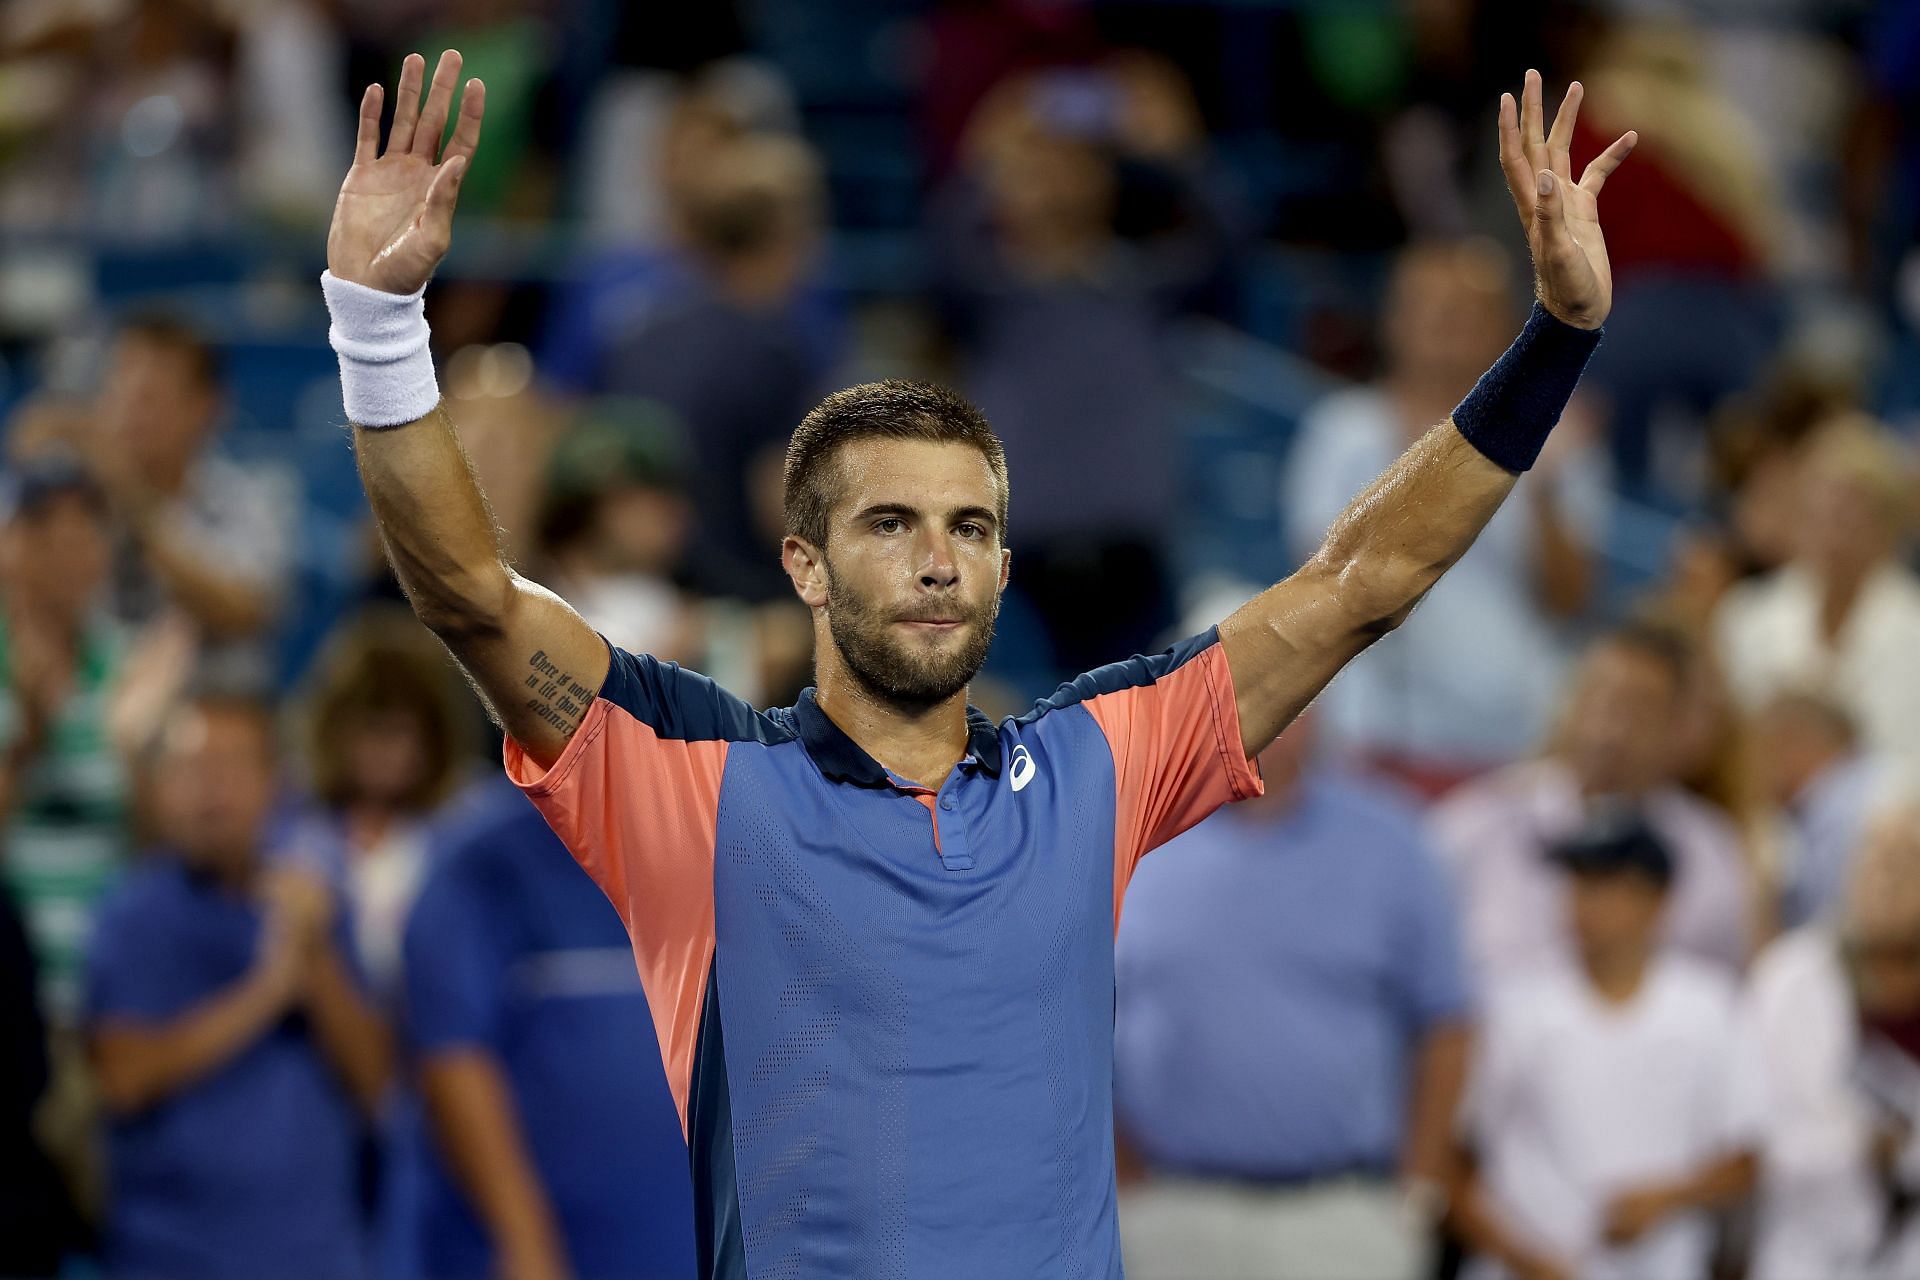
[320,270,441,427]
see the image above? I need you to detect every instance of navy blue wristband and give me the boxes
[1450,302,1603,473]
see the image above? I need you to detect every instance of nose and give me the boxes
[916,530,960,590]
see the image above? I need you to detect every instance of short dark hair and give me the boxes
[117,311,224,391]
[783,380,1008,549]
[1595,616,1693,695]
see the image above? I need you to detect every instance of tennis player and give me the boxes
[322,50,1635,1279]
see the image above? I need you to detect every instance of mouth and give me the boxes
[899,619,964,631]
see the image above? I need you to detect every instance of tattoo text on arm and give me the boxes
[522,649,596,735]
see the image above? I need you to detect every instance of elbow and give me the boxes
[407,567,518,643]
[1310,549,1436,641]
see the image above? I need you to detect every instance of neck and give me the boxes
[1582,943,1651,1004]
[812,663,972,790]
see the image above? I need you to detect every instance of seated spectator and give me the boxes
[1285,239,1606,793]
[286,609,481,1002]
[1451,817,1765,1280]
[1745,810,1920,1279]
[400,780,697,1280]
[0,457,132,1024]
[1114,710,1471,1280]
[84,694,390,1279]
[1716,415,1920,770]
[75,315,295,686]
[934,61,1237,677]
[1753,689,1911,929]
[1431,622,1752,983]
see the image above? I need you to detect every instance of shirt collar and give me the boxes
[793,689,1003,786]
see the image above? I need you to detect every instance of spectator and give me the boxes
[1716,415,1920,770]
[1450,816,1764,1280]
[1431,622,1752,982]
[1285,239,1607,793]
[84,694,391,1279]
[596,132,834,603]
[1114,710,1471,1280]
[1745,810,1920,1279]
[0,457,131,1024]
[287,609,481,1002]
[1569,22,1783,501]
[1753,689,1910,930]
[535,403,701,663]
[79,314,296,685]
[933,61,1236,676]
[400,780,697,1280]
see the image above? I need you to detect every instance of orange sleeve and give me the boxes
[504,699,724,1134]
[1083,642,1263,926]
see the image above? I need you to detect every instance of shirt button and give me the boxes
[939,796,955,811]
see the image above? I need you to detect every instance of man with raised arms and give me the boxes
[321,50,1633,1279]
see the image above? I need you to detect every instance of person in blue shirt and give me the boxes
[401,779,697,1280]
[84,694,392,1279]
[1115,710,1473,1280]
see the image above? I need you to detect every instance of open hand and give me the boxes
[1497,69,1636,330]
[327,51,486,296]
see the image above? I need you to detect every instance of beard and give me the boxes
[824,557,999,708]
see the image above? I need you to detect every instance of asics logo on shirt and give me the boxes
[1009,745,1037,792]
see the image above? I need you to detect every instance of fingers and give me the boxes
[1546,80,1581,181]
[1532,169,1578,265]
[386,54,425,158]
[353,83,382,167]
[1497,91,1534,220]
[423,153,469,234]
[442,78,486,166]
[1579,129,1638,196]
[1520,68,1546,175]
[411,50,465,159]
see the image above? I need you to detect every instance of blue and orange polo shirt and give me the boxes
[505,626,1263,1279]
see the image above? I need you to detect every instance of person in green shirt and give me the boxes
[0,456,131,1026]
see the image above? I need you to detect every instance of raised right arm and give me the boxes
[326,51,603,767]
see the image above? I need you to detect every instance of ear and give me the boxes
[783,535,829,610]
[998,546,1011,593]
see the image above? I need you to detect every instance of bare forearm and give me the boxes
[1221,422,1516,751]
[302,943,393,1114]
[92,966,292,1114]
[1666,1151,1759,1213]
[1315,421,1518,631]
[352,405,604,763]
[133,526,275,636]
[1400,1022,1471,1185]
[421,1051,571,1280]
[354,402,515,637]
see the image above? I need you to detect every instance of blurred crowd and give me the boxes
[4,0,1920,1277]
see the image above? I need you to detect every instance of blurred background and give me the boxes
[5,0,1920,1277]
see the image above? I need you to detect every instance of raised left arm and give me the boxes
[1221,71,1635,755]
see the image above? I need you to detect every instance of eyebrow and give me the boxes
[849,502,999,530]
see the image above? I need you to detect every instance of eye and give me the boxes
[954,522,985,540]
[874,517,905,535]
